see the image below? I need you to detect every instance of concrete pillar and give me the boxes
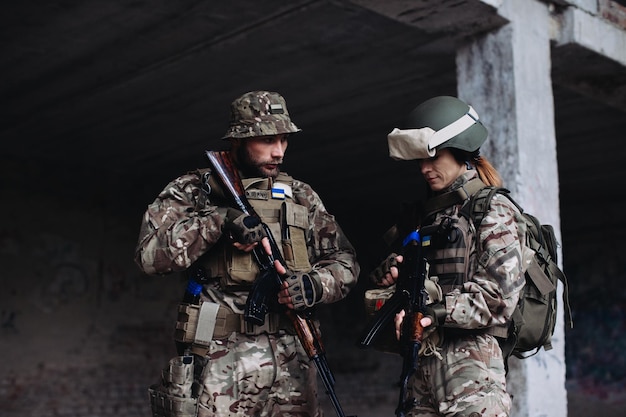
[456,0,566,416]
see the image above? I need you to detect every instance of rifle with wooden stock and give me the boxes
[358,229,429,417]
[205,150,354,417]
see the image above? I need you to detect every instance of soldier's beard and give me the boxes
[237,146,282,179]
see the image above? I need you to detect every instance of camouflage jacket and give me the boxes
[427,171,531,332]
[388,171,531,333]
[134,164,360,311]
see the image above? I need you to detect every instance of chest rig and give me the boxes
[200,171,312,289]
[422,205,477,294]
[420,177,486,294]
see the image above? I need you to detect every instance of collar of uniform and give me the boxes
[241,175,293,200]
[422,173,485,218]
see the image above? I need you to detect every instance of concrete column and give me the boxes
[456,0,566,416]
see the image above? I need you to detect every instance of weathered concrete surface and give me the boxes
[458,0,565,415]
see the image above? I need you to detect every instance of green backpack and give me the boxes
[467,187,573,363]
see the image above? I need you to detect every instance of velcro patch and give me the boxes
[246,189,269,200]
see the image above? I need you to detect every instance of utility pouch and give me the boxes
[281,202,311,272]
[364,287,396,317]
[175,302,222,355]
[148,356,199,417]
[223,245,259,285]
[363,287,400,354]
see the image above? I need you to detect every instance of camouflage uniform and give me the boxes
[393,171,531,417]
[136,169,359,417]
[135,91,359,417]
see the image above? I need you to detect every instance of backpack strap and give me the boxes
[467,187,574,332]
[463,186,513,226]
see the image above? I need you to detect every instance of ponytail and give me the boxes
[474,155,502,187]
[450,148,503,187]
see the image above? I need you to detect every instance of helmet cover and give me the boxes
[405,95,487,153]
[388,96,488,161]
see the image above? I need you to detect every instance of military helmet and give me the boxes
[405,96,487,152]
[222,91,301,140]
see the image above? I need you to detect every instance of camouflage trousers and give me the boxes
[407,333,511,417]
[197,331,322,417]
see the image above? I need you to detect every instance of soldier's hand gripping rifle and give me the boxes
[206,150,354,417]
[358,230,430,417]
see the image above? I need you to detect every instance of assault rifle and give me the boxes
[206,150,354,417]
[358,229,430,417]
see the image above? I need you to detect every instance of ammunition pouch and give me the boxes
[149,388,197,417]
[200,178,312,288]
[148,356,199,417]
[280,202,311,272]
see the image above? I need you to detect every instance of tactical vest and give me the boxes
[422,203,478,295]
[421,176,512,338]
[419,176,486,294]
[198,171,312,289]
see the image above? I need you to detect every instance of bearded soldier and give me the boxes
[135,90,360,417]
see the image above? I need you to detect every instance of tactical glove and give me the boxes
[369,253,399,286]
[423,277,446,327]
[226,210,267,245]
[285,271,323,310]
[423,302,447,328]
[417,301,447,358]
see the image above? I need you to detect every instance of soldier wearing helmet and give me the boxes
[135,91,360,417]
[370,96,532,417]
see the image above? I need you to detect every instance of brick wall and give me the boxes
[0,181,401,417]
[2,165,624,417]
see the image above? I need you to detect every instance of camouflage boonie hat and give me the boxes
[222,91,302,139]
